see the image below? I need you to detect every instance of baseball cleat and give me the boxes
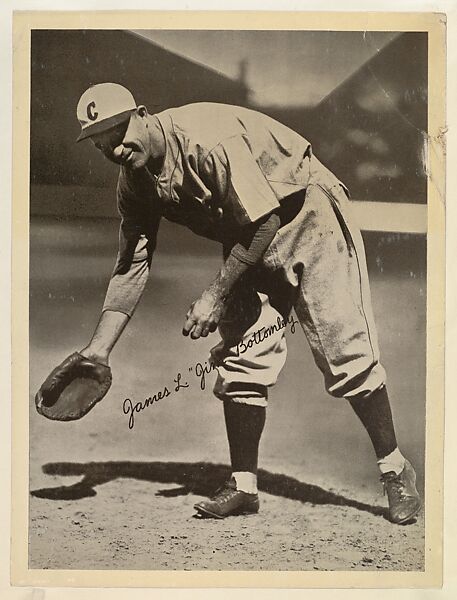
[194,478,259,519]
[381,459,422,524]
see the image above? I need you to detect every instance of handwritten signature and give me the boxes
[122,314,299,429]
[123,371,189,430]
[235,314,298,356]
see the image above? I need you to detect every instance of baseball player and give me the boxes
[37,82,421,525]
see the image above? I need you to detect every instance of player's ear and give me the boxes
[136,105,148,118]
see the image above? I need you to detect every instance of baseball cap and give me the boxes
[76,83,137,142]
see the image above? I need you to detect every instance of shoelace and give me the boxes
[211,485,239,503]
[382,476,409,499]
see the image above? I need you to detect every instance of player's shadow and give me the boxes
[31,460,390,520]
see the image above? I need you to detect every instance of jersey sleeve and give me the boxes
[113,167,162,276]
[102,168,162,317]
[202,136,280,226]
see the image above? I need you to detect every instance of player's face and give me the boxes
[90,108,151,170]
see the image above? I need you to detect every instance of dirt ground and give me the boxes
[28,217,426,571]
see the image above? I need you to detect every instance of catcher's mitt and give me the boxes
[35,352,112,421]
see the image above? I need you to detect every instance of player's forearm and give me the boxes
[182,213,280,338]
[102,265,149,316]
[83,239,152,363]
[208,212,280,299]
[103,236,151,316]
[80,310,130,365]
[81,265,149,364]
[206,253,251,300]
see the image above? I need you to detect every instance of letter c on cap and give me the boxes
[87,101,98,121]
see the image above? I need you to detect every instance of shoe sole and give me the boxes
[393,501,422,525]
[193,503,259,519]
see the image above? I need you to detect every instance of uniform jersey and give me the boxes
[153,103,312,225]
[114,103,313,271]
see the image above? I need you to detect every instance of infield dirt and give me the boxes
[28,217,426,571]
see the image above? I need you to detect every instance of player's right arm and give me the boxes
[79,309,130,366]
[80,169,161,365]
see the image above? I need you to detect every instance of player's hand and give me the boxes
[182,290,226,339]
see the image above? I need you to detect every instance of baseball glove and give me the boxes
[35,352,112,421]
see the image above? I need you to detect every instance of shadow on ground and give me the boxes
[31,460,389,520]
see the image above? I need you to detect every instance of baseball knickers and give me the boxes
[211,158,387,407]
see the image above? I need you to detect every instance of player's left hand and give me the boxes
[183,290,226,339]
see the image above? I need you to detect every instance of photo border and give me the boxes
[11,9,446,588]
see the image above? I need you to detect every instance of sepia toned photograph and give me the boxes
[10,10,445,589]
